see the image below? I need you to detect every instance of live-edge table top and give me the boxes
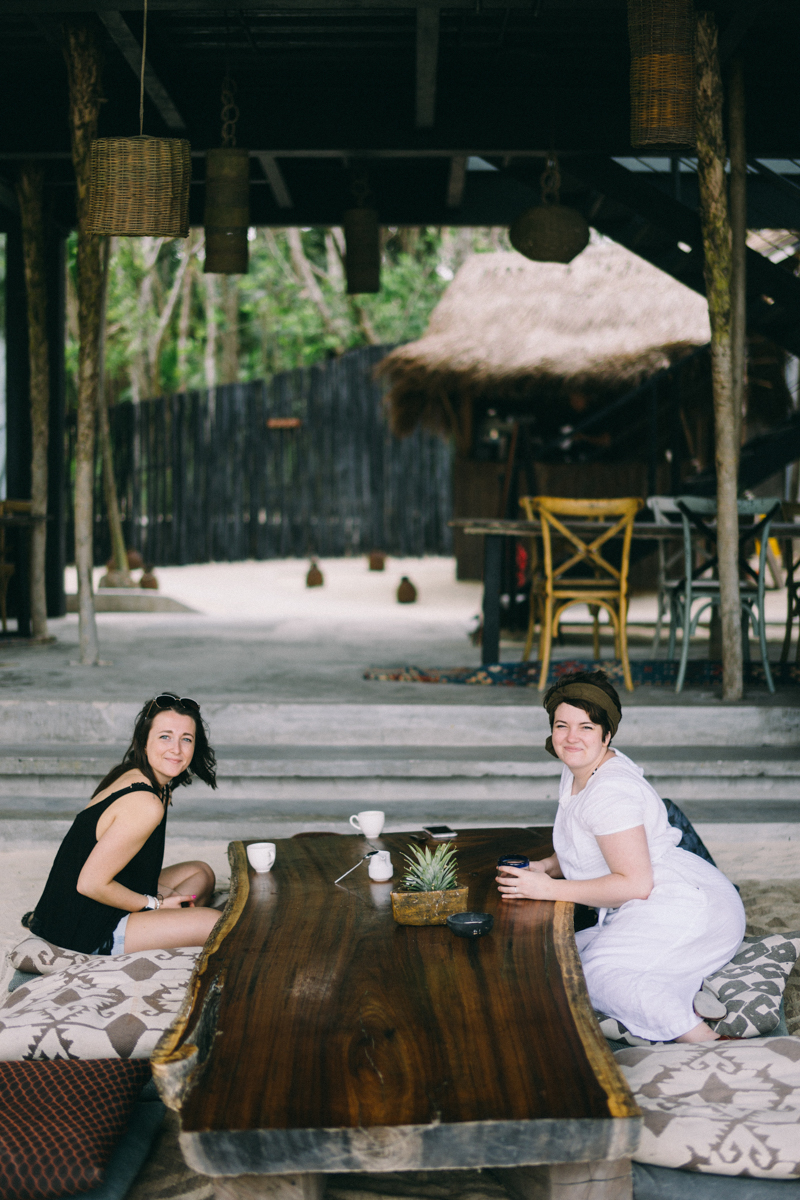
[153,828,640,1178]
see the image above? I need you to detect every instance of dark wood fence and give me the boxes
[71,345,453,566]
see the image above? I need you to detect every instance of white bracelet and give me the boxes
[142,894,161,911]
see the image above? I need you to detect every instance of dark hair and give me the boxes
[543,670,621,742]
[91,695,217,798]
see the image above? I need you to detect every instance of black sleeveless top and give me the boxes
[30,783,167,954]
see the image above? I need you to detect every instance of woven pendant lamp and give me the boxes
[343,175,380,294]
[204,79,250,274]
[87,0,190,237]
[509,158,589,264]
[628,0,695,148]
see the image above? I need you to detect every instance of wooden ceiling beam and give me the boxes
[415,6,439,129]
[446,155,467,207]
[6,0,554,10]
[97,9,187,132]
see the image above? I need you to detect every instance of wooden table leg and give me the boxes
[214,1175,325,1200]
[482,532,501,665]
[492,1159,632,1200]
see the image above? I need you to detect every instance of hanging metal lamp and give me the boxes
[204,77,250,274]
[87,0,191,237]
[343,174,380,294]
[509,158,590,264]
[628,0,695,148]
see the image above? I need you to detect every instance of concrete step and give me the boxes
[0,745,797,812]
[0,701,798,747]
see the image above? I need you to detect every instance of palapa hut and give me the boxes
[379,239,712,578]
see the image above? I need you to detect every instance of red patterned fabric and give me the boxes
[0,1057,151,1199]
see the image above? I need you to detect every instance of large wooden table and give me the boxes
[153,829,640,1200]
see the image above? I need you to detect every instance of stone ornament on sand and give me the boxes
[397,576,417,603]
[306,560,324,587]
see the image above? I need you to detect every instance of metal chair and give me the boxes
[646,495,684,654]
[780,501,800,665]
[519,495,643,692]
[667,496,781,693]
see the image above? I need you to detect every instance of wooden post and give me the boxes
[62,19,103,665]
[695,12,742,701]
[96,236,132,585]
[729,54,746,451]
[15,162,50,640]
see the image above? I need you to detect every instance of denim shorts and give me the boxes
[94,913,130,956]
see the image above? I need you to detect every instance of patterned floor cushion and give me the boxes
[8,936,97,977]
[616,1037,800,1180]
[597,932,800,1046]
[0,1057,151,1199]
[0,942,199,1061]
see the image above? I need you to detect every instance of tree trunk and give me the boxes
[177,231,199,388]
[15,162,50,640]
[728,54,746,451]
[96,236,132,584]
[203,270,218,390]
[220,275,239,385]
[63,19,103,665]
[695,13,742,700]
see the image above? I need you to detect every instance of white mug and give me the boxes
[247,842,276,873]
[349,810,385,838]
[368,850,392,881]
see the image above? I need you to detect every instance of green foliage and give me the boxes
[400,842,459,892]
[64,225,510,408]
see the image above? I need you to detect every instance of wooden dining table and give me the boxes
[451,516,800,665]
[152,829,640,1200]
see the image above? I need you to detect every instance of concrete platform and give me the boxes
[65,589,196,613]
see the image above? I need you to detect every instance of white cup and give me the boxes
[247,842,276,873]
[349,810,385,838]
[368,850,393,881]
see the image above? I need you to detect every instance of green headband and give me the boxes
[543,682,621,758]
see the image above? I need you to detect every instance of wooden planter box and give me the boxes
[390,886,469,926]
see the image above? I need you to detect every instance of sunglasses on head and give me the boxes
[147,694,201,719]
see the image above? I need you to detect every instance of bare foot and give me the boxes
[675,1019,720,1043]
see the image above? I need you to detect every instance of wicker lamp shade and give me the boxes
[344,207,380,293]
[204,147,250,274]
[509,205,590,264]
[628,0,695,148]
[87,136,191,237]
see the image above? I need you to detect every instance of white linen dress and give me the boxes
[553,748,745,1041]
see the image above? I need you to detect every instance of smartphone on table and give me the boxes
[421,824,457,839]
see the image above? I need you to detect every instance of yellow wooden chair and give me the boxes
[519,495,643,691]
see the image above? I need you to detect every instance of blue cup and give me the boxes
[497,855,529,871]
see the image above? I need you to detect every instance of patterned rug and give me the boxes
[364,659,800,688]
[127,881,800,1200]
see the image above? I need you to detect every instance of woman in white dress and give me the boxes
[496,671,745,1043]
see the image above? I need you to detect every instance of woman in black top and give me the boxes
[29,694,221,955]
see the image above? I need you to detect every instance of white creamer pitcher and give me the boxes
[368,850,393,881]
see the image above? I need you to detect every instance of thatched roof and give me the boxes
[379,240,710,445]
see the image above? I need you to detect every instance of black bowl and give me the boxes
[446,912,494,938]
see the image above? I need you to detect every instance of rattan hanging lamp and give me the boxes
[509,157,590,264]
[628,0,695,148]
[87,0,191,237]
[343,173,380,294]
[204,76,250,274]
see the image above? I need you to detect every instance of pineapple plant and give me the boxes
[400,843,459,892]
[391,841,468,925]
